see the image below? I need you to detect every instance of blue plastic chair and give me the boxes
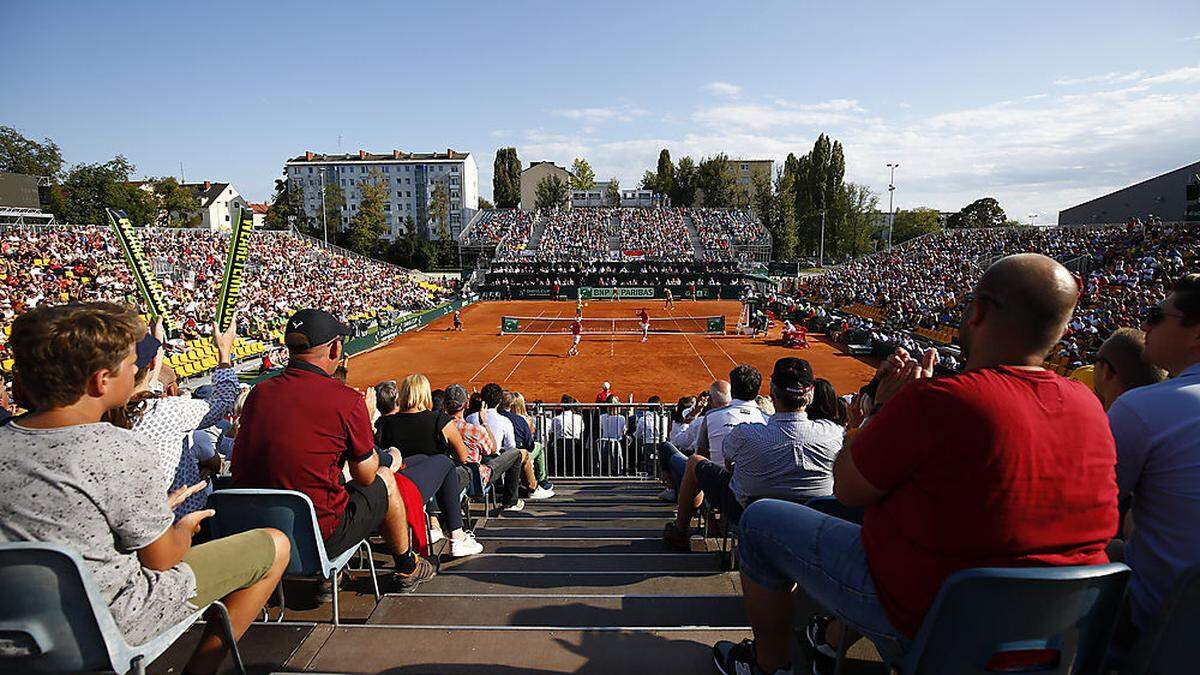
[207,489,380,626]
[1124,563,1200,675]
[830,563,1131,675]
[0,541,244,674]
[465,462,496,529]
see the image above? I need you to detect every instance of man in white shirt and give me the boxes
[661,365,765,548]
[466,383,515,451]
[549,394,585,476]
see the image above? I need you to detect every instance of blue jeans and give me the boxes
[658,442,688,492]
[738,499,911,663]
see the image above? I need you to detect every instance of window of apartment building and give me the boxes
[451,165,459,172]
[741,163,749,171]
[406,191,411,198]
[406,178,411,184]
[307,167,313,174]
[384,204,391,211]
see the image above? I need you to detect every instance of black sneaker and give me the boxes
[712,639,790,675]
[802,615,839,675]
[394,556,436,593]
[662,521,690,552]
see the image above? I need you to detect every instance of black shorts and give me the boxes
[324,475,389,558]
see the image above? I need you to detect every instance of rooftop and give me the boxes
[288,149,471,164]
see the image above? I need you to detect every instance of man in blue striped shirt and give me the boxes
[662,358,843,551]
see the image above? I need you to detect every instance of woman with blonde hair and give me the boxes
[374,373,482,557]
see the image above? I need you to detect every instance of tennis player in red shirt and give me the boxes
[714,254,1119,675]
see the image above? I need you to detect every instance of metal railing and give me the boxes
[529,402,670,480]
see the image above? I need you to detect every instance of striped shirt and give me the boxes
[723,411,844,505]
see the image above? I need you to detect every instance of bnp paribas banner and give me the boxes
[580,287,656,300]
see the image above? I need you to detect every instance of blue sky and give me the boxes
[3,0,1199,221]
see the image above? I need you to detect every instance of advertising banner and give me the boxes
[216,205,253,331]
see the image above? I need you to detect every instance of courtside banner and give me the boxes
[216,205,253,331]
[106,208,176,332]
[579,287,656,300]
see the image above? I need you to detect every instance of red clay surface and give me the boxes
[346,300,877,402]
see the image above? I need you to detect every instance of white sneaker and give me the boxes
[529,486,555,500]
[450,532,483,557]
[503,499,526,512]
[428,527,444,544]
[658,487,677,502]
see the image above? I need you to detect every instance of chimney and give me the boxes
[392,150,400,159]
[358,149,367,159]
[203,180,211,190]
[305,151,314,161]
[447,148,454,158]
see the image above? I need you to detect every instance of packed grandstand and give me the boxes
[0,211,1197,675]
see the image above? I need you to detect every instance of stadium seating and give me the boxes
[206,489,381,626]
[0,541,245,675]
[830,564,1131,674]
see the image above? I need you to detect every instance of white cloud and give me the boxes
[1183,34,1200,42]
[479,63,1200,220]
[702,81,741,97]
[489,129,510,138]
[692,98,866,131]
[898,102,912,109]
[1053,70,1144,86]
[550,104,649,123]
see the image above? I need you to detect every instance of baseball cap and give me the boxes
[602,381,611,390]
[135,332,162,369]
[285,308,351,350]
[771,357,815,395]
[444,384,469,413]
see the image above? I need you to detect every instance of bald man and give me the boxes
[714,254,1120,675]
[1093,328,1166,410]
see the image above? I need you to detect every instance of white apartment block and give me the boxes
[285,149,479,240]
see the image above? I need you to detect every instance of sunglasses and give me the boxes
[1144,305,1185,326]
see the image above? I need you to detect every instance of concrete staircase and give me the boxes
[683,215,707,259]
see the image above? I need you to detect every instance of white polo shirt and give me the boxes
[679,399,766,465]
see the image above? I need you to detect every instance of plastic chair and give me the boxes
[206,489,380,626]
[1123,563,1200,675]
[830,563,1131,675]
[465,462,495,530]
[0,541,244,675]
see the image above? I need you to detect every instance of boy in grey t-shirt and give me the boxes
[0,302,288,674]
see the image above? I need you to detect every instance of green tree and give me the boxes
[672,156,698,206]
[493,147,522,208]
[266,176,309,231]
[890,207,941,244]
[344,170,389,256]
[751,172,773,229]
[150,177,198,227]
[835,183,880,258]
[772,170,798,261]
[0,126,64,177]
[947,197,1007,229]
[320,180,346,240]
[605,177,620,206]
[696,154,737,207]
[54,155,153,225]
[639,170,658,192]
[535,175,569,210]
[430,181,450,241]
[478,196,494,210]
[570,158,595,190]
[655,149,675,201]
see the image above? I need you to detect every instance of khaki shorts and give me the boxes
[184,528,277,609]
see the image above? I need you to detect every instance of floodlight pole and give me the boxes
[819,209,826,268]
[886,163,899,249]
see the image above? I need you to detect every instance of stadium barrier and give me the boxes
[529,402,670,479]
[500,314,725,335]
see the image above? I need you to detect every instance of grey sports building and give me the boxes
[1058,160,1200,225]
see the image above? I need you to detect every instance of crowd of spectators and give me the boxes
[0,225,453,367]
[477,260,748,299]
[693,208,771,253]
[785,222,1200,368]
[459,209,534,246]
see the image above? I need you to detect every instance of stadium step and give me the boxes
[151,479,760,673]
[684,214,707,258]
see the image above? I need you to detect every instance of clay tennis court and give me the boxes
[346,300,876,402]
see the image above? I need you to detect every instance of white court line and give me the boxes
[689,309,738,366]
[467,308,548,383]
[671,314,716,381]
[503,310,561,381]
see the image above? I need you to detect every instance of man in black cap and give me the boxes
[662,358,844,552]
[232,308,435,591]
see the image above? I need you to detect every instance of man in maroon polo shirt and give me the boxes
[231,308,434,591]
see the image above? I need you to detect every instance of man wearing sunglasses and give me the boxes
[1107,274,1200,646]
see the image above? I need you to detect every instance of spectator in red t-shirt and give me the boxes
[231,309,436,592]
[714,254,1119,675]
